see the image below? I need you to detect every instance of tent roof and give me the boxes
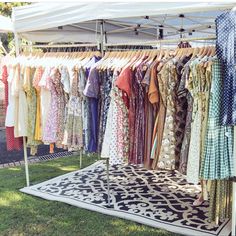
[12,2,236,44]
[0,15,13,33]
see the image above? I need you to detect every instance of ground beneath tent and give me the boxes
[0,129,70,164]
[20,161,231,236]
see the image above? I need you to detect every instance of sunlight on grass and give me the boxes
[0,191,23,206]
[0,156,176,236]
[7,167,21,171]
[58,166,79,171]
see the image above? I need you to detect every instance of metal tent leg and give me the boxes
[23,137,30,187]
[232,183,236,236]
[80,149,82,169]
[106,158,110,207]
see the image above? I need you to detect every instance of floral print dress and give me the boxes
[157,59,178,170]
[64,65,84,151]
[42,67,59,144]
[24,66,42,155]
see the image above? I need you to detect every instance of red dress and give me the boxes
[1,65,23,151]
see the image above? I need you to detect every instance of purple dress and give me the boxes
[83,56,101,153]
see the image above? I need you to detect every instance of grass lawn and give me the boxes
[0,155,179,236]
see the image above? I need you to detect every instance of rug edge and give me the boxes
[19,187,227,236]
[20,160,103,189]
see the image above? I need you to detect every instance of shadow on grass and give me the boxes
[0,155,180,236]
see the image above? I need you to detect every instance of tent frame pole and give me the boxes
[104,35,216,47]
[14,32,30,187]
[100,20,106,56]
[233,182,236,236]
[22,43,98,49]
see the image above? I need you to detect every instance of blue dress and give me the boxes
[83,56,101,153]
[216,11,236,125]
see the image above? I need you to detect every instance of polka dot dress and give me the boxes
[216,11,236,125]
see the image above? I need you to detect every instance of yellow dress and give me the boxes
[33,67,44,141]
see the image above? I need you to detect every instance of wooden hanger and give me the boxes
[100,51,114,70]
[190,47,199,59]
[175,47,182,59]
[210,46,215,57]
[186,47,193,57]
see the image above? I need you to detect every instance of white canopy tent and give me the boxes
[10,2,236,236]
[12,2,236,44]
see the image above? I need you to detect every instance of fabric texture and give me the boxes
[200,60,234,180]
[216,11,236,125]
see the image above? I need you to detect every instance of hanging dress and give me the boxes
[23,66,42,155]
[97,69,112,153]
[33,66,44,141]
[151,61,166,170]
[59,66,70,148]
[186,57,211,184]
[215,12,236,125]
[42,67,59,145]
[54,67,67,148]
[12,63,28,138]
[115,79,129,162]
[142,60,159,168]
[65,65,83,151]
[2,65,22,151]
[200,60,234,180]
[174,56,191,169]
[83,57,101,153]
[157,59,178,170]
[12,64,21,138]
[178,62,193,174]
[101,70,128,165]
[39,67,52,137]
[131,61,146,165]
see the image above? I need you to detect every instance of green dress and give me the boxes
[23,66,42,155]
[200,60,234,180]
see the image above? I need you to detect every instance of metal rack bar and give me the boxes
[22,43,98,49]
[104,35,216,47]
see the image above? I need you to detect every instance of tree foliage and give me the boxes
[0,2,30,53]
[0,2,29,17]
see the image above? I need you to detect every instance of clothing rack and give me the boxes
[104,36,216,48]
[22,43,99,49]
[13,32,236,235]
[21,43,100,53]
[14,38,101,188]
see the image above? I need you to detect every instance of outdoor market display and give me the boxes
[0,2,235,236]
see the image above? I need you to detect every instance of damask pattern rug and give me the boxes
[20,161,231,236]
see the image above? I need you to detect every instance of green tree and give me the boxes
[0,2,30,53]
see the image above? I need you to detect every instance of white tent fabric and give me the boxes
[12,2,235,32]
[0,15,13,32]
[12,2,236,43]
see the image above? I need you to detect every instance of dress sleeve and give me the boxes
[148,63,159,104]
[115,67,131,97]
[83,67,100,98]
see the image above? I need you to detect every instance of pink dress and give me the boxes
[1,65,22,151]
[42,67,59,144]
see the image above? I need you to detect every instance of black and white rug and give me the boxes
[20,161,231,236]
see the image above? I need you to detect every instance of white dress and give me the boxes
[101,78,124,165]
[39,67,52,136]
[5,65,15,127]
[14,65,28,137]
